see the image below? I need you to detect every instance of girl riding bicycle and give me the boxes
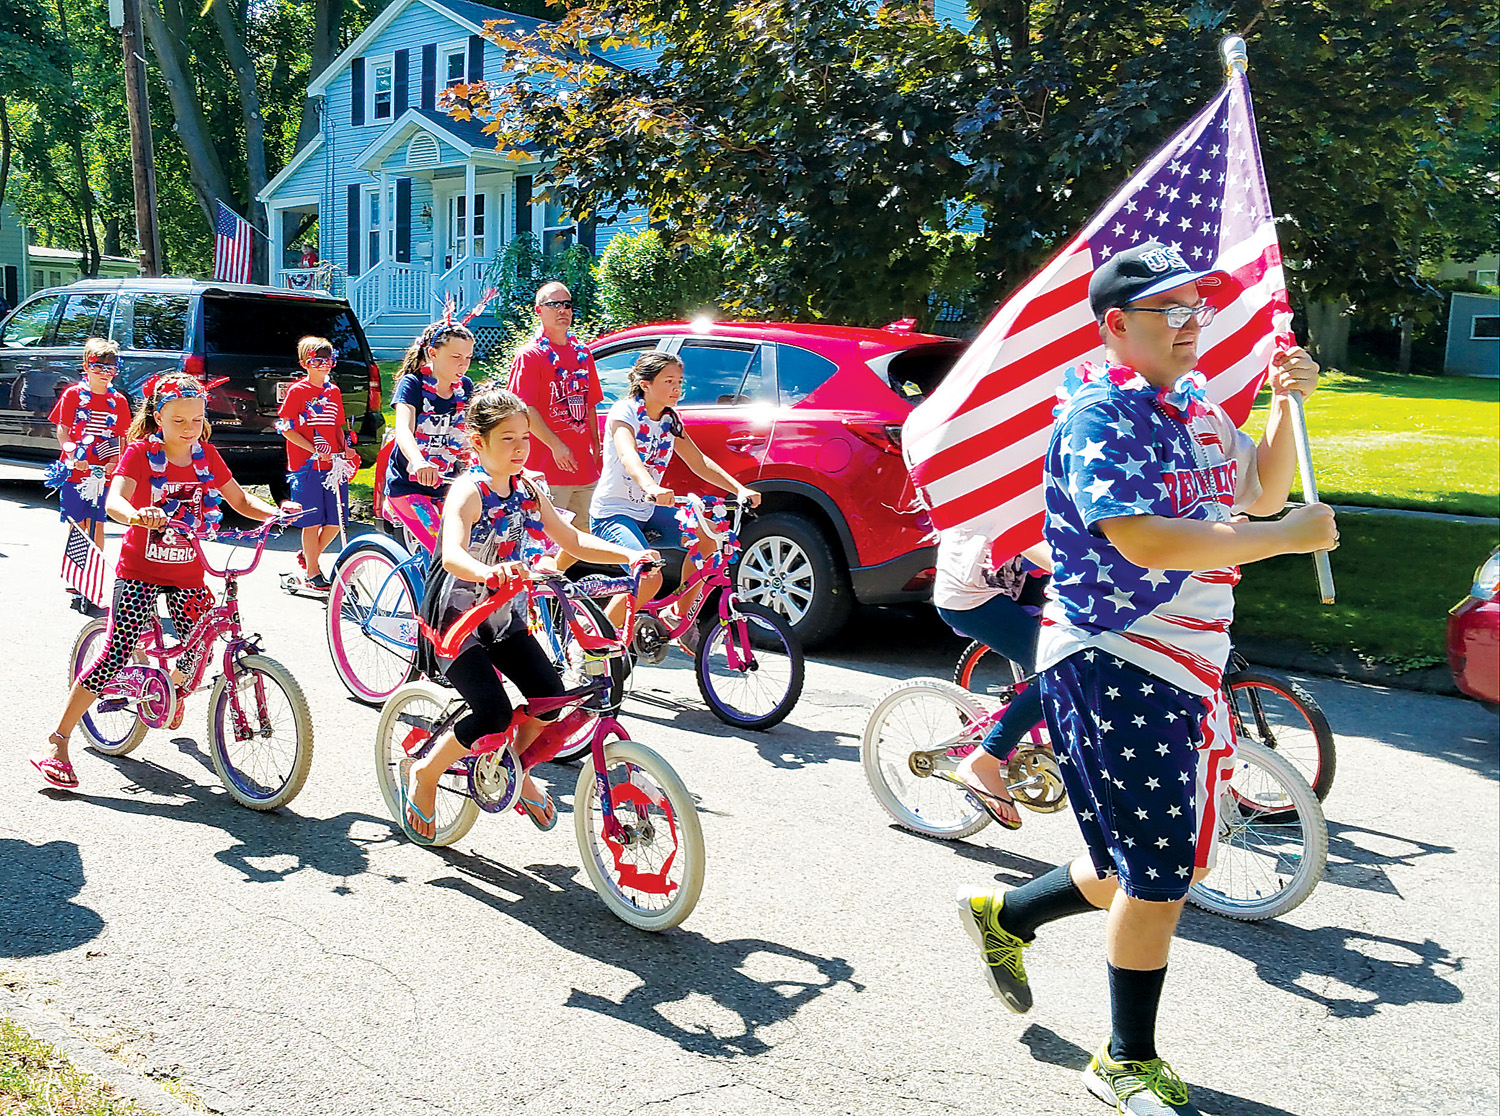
[33,373,290,790]
[934,525,1052,829]
[384,321,476,552]
[589,351,760,643]
[402,384,655,841]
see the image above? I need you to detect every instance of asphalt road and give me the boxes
[1,477,1495,1116]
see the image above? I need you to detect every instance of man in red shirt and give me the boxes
[508,282,603,561]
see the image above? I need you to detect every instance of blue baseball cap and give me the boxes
[1089,241,1236,321]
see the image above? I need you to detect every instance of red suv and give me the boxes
[589,321,965,646]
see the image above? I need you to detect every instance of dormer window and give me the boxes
[442,40,467,89]
[370,55,394,120]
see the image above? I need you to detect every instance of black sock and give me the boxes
[996,865,1098,941]
[1108,964,1167,1063]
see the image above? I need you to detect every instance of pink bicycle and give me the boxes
[599,495,804,731]
[373,558,705,931]
[68,516,314,811]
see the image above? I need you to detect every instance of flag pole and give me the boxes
[1221,35,1336,605]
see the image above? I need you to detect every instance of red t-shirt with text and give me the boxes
[113,440,232,589]
[508,340,604,486]
[277,378,347,471]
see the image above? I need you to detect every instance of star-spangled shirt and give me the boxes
[1035,368,1261,696]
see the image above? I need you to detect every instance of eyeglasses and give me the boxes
[539,300,573,311]
[85,360,118,370]
[1120,302,1216,330]
[305,355,336,367]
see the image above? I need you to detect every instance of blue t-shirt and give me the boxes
[1034,364,1260,695]
[386,372,473,500]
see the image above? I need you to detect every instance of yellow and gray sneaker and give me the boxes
[954,887,1032,1012]
[1084,1043,1201,1115]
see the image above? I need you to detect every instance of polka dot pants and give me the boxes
[79,578,213,693]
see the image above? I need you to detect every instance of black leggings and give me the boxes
[442,630,565,748]
[80,578,213,693]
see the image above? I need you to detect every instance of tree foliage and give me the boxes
[451,0,1497,326]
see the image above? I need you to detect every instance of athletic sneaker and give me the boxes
[954,887,1032,1012]
[305,574,332,593]
[1084,1044,1201,1115]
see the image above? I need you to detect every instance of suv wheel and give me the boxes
[735,511,852,648]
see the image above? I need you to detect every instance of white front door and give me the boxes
[362,183,395,267]
[440,186,504,270]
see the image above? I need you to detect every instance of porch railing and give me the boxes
[431,256,493,316]
[275,264,345,296]
[347,261,432,323]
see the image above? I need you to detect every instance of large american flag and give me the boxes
[904,62,1291,561]
[61,521,109,608]
[213,201,254,284]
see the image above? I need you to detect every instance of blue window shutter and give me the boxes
[395,50,409,116]
[395,178,412,264]
[467,35,483,82]
[580,219,597,254]
[516,176,532,233]
[347,184,362,276]
[351,57,365,126]
[420,43,436,110]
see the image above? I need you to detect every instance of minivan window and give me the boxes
[775,344,839,404]
[51,292,113,347]
[0,295,60,348]
[113,292,191,351]
[203,296,363,360]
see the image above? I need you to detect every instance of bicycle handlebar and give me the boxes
[160,513,294,580]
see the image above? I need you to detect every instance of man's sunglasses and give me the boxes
[1120,302,1216,330]
[539,299,573,310]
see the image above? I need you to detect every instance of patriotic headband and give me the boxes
[144,373,230,409]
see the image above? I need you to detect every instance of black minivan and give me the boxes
[0,278,385,496]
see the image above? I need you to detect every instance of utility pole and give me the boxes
[116,0,161,276]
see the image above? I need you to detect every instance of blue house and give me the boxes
[259,0,975,356]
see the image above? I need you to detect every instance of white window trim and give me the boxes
[367,53,395,123]
[441,38,469,90]
[1470,315,1500,341]
[1475,270,1498,288]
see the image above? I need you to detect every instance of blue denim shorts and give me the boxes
[589,503,682,551]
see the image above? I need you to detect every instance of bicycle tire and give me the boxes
[1188,739,1328,921]
[71,618,146,757]
[861,678,991,840]
[1224,671,1336,801]
[326,545,422,705]
[207,654,313,811]
[374,682,478,847]
[573,737,705,931]
[694,601,804,730]
[953,640,1025,700]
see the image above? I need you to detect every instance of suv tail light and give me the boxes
[368,362,382,412]
[843,420,905,456]
[181,353,206,379]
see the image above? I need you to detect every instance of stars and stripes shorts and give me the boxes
[1040,648,1237,902]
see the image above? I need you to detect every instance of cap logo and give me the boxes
[1140,245,1188,273]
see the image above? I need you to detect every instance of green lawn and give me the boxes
[0,1017,157,1115]
[1241,368,1499,517]
[1235,514,1498,668]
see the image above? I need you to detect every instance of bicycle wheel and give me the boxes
[574,737,704,931]
[694,601,804,730]
[374,682,478,847]
[1188,739,1328,922]
[207,654,313,811]
[70,618,147,757]
[861,678,991,840]
[954,640,1027,700]
[1225,671,1336,801]
[326,546,421,704]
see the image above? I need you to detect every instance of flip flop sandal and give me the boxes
[32,757,79,790]
[397,756,438,846]
[515,787,558,832]
[933,770,1023,831]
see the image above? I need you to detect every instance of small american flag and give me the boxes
[213,201,254,284]
[61,521,109,608]
[904,59,1290,561]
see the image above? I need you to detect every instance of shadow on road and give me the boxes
[1320,819,1457,896]
[623,689,860,770]
[1019,1024,1310,1116]
[74,752,403,891]
[430,847,865,1057]
[0,837,105,958]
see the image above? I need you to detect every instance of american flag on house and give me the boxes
[213,201,255,284]
[61,520,109,608]
[903,62,1292,562]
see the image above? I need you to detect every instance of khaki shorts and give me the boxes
[547,483,596,521]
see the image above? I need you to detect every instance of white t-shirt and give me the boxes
[933,525,1005,611]
[590,397,677,523]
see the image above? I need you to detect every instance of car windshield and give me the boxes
[203,296,363,361]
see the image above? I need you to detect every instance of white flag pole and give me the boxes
[1222,35,1336,605]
